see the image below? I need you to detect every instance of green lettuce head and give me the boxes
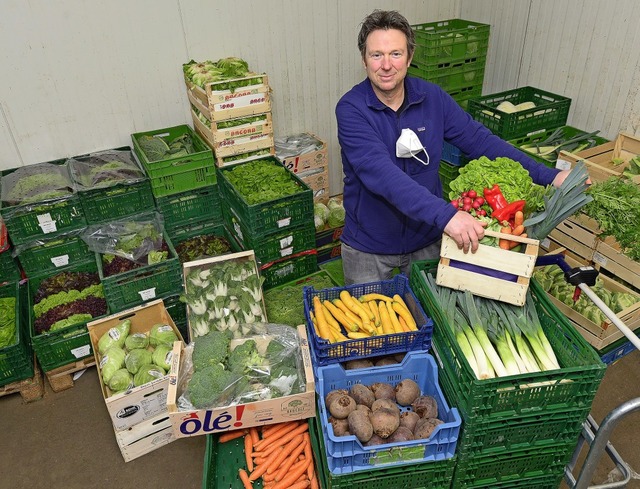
[98,320,131,354]
[125,348,153,375]
[125,332,149,351]
[107,368,133,393]
[100,346,126,384]
[149,323,178,347]
[152,344,173,371]
[133,364,166,387]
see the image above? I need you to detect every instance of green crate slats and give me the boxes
[28,260,106,372]
[311,412,456,489]
[131,124,216,198]
[98,233,183,313]
[227,212,316,264]
[77,178,155,224]
[261,252,318,290]
[508,125,610,168]
[439,160,460,198]
[155,184,222,232]
[15,234,92,277]
[467,86,571,140]
[411,19,490,66]
[0,282,34,386]
[160,293,188,342]
[0,249,21,284]
[319,257,345,286]
[217,157,314,238]
[408,56,487,92]
[409,260,606,420]
[449,85,483,110]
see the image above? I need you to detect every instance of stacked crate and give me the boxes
[185,71,275,168]
[410,260,607,489]
[410,19,490,110]
[217,157,317,289]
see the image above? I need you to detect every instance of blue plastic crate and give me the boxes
[441,141,469,167]
[303,274,433,366]
[599,339,637,365]
[316,351,461,475]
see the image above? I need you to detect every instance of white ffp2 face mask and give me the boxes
[396,128,430,166]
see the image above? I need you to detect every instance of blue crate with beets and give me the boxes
[316,350,461,475]
[303,274,433,366]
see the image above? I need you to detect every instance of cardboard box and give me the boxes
[437,230,539,306]
[167,324,316,438]
[298,166,329,204]
[535,254,640,350]
[557,132,640,184]
[87,299,185,431]
[277,133,327,174]
[115,411,175,462]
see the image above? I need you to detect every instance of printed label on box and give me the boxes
[593,251,608,266]
[279,247,293,257]
[275,264,295,277]
[51,255,70,267]
[217,133,270,148]
[279,236,294,248]
[556,158,572,171]
[139,288,157,301]
[37,213,57,233]
[541,238,551,250]
[277,217,291,228]
[71,344,91,358]
[213,93,267,111]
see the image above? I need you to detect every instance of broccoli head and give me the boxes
[188,364,238,409]
[192,330,230,371]
[268,365,301,397]
[265,339,297,369]
[226,339,264,375]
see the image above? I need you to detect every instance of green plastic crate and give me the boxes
[98,233,183,313]
[410,260,606,420]
[161,293,188,343]
[131,124,216,198]
[28,260,108,372]
[319,257,345,286]
[217,157,314,238]
[408,56,487,92]
[448,84,483,110]
[451,442,572,489]
[202,433,265,489]
[227,210,316,264]
[508,125,610,168]
[0,249,21,284]
[468,86,571,140]
[15,233,92,277]
[411,19,490,66]
[155,184,222,232]
[171,222,241,262]
[77,179,155,224]
[311,412,456,489]
[0,282,34,386]
[261,251,318,290]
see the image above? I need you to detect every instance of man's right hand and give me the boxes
[443,211,487,253]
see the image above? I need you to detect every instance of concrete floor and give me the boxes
[1,350,639,489]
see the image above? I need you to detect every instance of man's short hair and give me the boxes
[357,10,416,59]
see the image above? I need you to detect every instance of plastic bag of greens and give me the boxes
[68,149,146,191]
[1,162,75,206]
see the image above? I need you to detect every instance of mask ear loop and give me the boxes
[411,147,430,166]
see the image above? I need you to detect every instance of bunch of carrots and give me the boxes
[310,290,418,343]
[218,420,319,489]
[498,210,527,250]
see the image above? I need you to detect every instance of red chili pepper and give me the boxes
[491,199,526,224]
[483,184,509,211]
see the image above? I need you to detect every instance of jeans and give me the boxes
[341,241,442,285]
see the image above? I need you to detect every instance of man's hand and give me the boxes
[552,168,592,187]
[443,211,487,253]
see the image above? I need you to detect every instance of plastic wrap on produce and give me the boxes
[275,133,323,159]
[68,149,146,191]
[1,162,75,206]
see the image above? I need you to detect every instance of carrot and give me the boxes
[249,427,260,446]
[254,422,299,451]
[239,469,252,489]
[261,422,289,439]
[501,225,512,234]
[219,429,246,444]
[303,433,314,480]
[273,437,307,482]
[266,434,304,474]
[514,210,524,227]
[244,433,254,472]
[287,481,310,489]
[249,445,284,481]
[511,224,525,236]
[272,458,312,489]
[259,422,309,456]
[310,474,319,489]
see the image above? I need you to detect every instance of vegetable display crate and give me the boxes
[319,257,345,286]
[310,413,456,489]
[508,125,609,168]
[303,274,433,366]
[410,260,606,420]
[408,56,487,92]
[171,221,241,259]
[0,249,21,284]
[441,141,470,167]
[215,146,276,168]
[260,250,318,290]
[226,206,316,264]
[155,184,223,233]
[449,84,483,110]
[594,236,640,292]
[27,260,108,372]
[161,293,188,342]
[316,351,461,475]
[131,124,216,198]
[467,86,571,140]
[217,157,314,238]
[15,233,92,277]
[439,159,461,196]
[451,442,572,489]
[185,72,271,123]
[97,234,183,313]
[411,19,490,66]
[0,282,34,386]
[76,178,155,224]
[598,332,639,365]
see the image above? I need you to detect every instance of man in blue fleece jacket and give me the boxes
[336,10,570,285]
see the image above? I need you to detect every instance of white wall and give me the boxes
[2,1,639,197]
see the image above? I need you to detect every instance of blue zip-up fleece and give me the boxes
[336,77,560,255]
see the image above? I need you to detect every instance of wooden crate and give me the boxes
[436,229,539,306]
[536,253,640,350]
[215,146,276,168]
[115,411,175,462]
[547,214,600,262]
[44,356,95,393]
[185,73,271,122]
[557,132,640,184]
[87,299,184,431]
[0,360,44,403]
[594,237,640,291]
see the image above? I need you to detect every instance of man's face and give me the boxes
[363,28,412,99]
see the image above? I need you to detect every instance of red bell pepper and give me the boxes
[483,184,509,211]
[492,199,526,225]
